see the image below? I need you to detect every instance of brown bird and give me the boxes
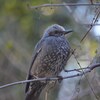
[25,24,72,100]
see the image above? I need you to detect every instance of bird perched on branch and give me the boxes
[25,24,72,100]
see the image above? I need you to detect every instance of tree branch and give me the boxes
[30,3,100,9]
[0,63,100,89]
[80,7,100,42]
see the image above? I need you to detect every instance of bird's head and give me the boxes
[42,24,72,38]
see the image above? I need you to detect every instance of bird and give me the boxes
[25,24,72,100]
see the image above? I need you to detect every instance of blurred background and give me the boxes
[0,0,100,100]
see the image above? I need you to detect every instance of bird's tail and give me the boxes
[25,81,47,100]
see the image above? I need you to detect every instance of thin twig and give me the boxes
[30,3,100,9]
[0,63,100,89]
[73,49,100,100]
[80,7,100,42]
[65,67,89,72]
[83,24,100,26]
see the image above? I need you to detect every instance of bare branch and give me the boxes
[83,24,100,26]
[30,3,100,9]
[0,63,100,89]
[80,8,100,42]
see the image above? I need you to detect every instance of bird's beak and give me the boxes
[63,30,73,35]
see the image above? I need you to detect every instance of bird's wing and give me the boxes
[25,39,43,93]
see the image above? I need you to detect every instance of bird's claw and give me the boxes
[57,76,63,83]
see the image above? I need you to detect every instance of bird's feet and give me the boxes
[57,76,63,83]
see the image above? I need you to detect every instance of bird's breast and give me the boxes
[31,36,70,77]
